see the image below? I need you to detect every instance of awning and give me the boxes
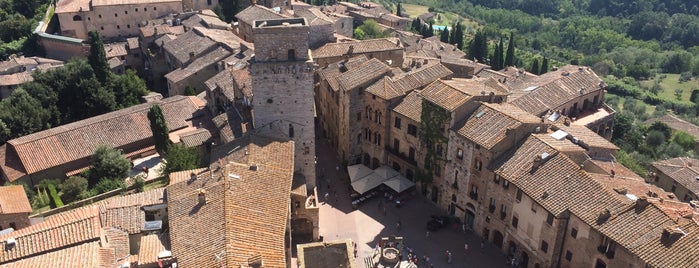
[347,164,373,182]
[374,165,400,180]
[351,173,386,195]
[383,176,415,193]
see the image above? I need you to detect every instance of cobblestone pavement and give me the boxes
[314,138,509,268]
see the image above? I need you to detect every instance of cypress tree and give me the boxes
[440,27,450,43]
[396,2,402,16]
[148,105,171,156]
[427,21,434,37]
[505,32,515,67]
[452,22,464,50]
[492,42,501,70]
[540,57,549,74]
[497,37,504,70]
[531,58,540,75]
[87,31,110,83]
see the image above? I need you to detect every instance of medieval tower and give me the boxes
[249,18,317,191]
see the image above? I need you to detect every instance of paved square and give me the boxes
[314,139,510,268]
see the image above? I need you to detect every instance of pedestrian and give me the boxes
[336,165,340,171]
[481,240,485,251]
[453,222,458,232]
[462,223,467,233]
[446,250,452,263]
[464,243,469,254]
[324,192,329,201]
[426,231,430,238]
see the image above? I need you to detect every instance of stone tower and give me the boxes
[249,18,316,191]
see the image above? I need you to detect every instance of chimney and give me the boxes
[250,0,257,4]
[249,163,258,171]
[597,209,611,223]
[189,51,195,60]
[189,172,197,181]
[198,188,207,204]
[347,45,354,54]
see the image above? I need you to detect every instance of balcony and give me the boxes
[385,145,418,166]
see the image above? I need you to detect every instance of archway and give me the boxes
[363,153,370,166]
[492,230,504,249]
[464,209,475,230]
[519,251,529,268]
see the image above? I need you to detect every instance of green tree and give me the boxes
[440,27,450,43]
[0,88,51,144]
[183,85,196,96]
[505,32,515,67]
[148,104,171,156]
[11,0,37,18]
[353,20,391,40]
[672,131,696,151]
[94,178,125,194]
[648,121,672,140]
[540,57,549,74]
[89,145,131,186]
[467,30,488,63]
[218,0,239,22]
[646,130,666,148]
[61,176,88,203]
[109,69,148,108]
[162,143,200,175]
[87,31,110,83]
[530,58,540,75]
[396,2,402,17]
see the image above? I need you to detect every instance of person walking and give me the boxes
[464,243,469,254]
[446,250,452,263]
[426,231,430,238]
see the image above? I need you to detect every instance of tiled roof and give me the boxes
[138,233,171,266]
[645,114,699,141]
[192,27,242,50]
[511,66,604,116]
[552,123,619,150]
[104,42,127,58]
[336,58,391,91]
[103,227,129,260]
[169,135,293,267]
[406,37,465,59]
[0,185,31,214]
[55,0,89,13]
[126,37,139,50]
[295,8,334,26]
[235,4,287,25]
[0,72,33,86]
[491,136,627,223]
[454,103,541,150]
[365,77,403,100]
[97,188,166,234]
[0,206,101,264]
[107,57,123,69]
[0,145,27,182]
[91,0,178,7]
[651,157,699,195]
[179,128,213,147]
[392,91,422,123]
[0,241,103,268]
[392,63,453,93]
[163,31,217,65]
[4,96,203,180]
[312,38,402,59]
[165,46,232,83]
[317,55,369,92]
[419,77,509,112]
[139,24,185,38]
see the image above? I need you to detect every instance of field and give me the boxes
[640,73,699,104]
[401,3,481,32]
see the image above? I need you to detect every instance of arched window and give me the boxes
[288,124,294,138]
[72,15,82,21]
[374,110,378,123]
[452,194,457,202]
[377,112,382,125]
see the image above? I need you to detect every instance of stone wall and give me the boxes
[309,23,335,49]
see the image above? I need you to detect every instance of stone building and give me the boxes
[55,0,185,40]
[293,8,337,48]
[312,38,404,68]
[649,157,699,202]
[0,56,63,99]
[249,18,317,190]
[0,185,32,231]
[234,4,287,43]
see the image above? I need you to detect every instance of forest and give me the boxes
[0,0,47,58]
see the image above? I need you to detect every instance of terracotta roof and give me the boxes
[392,91,422,123]
[0,145,27,182]
[212,113,235,143]
[165,46,232,83]
[55,0,89,13]
[365,77,403,100]
[3,96,204,181]
[312,38,402,59]
[139,24,185,38]
[645,114,699,141]
[406,37,466,59]
[193,27,242,50]
[454,103,541,150]
[97,188,166,234]
[103,227,129,260]
[0,206,101,264]
[317,55,369,92]
[295,8,334,26]
[651,157,699,196]
[91,0,178,7]
[163,31,217,65]
[419,78,509,112]
[0,185,31,214]
[392,63,453,93]
[126,37,139,50]
[0,72,33,86]
[235,4,287,25]
[168,135,293,267]
[104,42,128,58]
[336,58,392,91]
[108,57,123,69]
[0,241,104,268]
[551,123,619,150]
[138,233,171,266]
[511,66,604,116]
[491,136,627,223]
[179,128,213,147]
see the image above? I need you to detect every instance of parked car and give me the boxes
[427,215,451,231]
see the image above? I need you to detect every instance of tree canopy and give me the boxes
[148,104,171,156]
[89,145,131,186]
[354,19,392,40]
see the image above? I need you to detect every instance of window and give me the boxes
[516,189,522,202]
[114,13,118,17]
[393,139,400,150]
[357,112,361,121]
[671,184,677,192]
[500,204,507,219]
[475,160,482,171]
[511,216,519,228]
[117,25,120,29]
[100,26,104,30]
[546,213,554,225]
[153,6,156,10]
[374,110,379,123]
[540,240,549,253]
[565,251,572,261]
[357,134,362,144]
[364,128,369,140]
[408,147,415,161]
[127,24,130,28]
[494,174,500,184]
[503,180,509,189]
[436,145,443,156]
[207,0,212,5]
[571,228,578,238]
[435,166,440,176]
[457,148,463,160]
[394,117,401,129]
[125,10,128,14]
[72,15,82,21]
[144,7,147,11]
[98,14,102,18]
[489,198,496,212]
[135,8,138,11]
[288,124,294,138]
[377,112,382,125]
[407,124,417,136]
[288,49,296,60]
